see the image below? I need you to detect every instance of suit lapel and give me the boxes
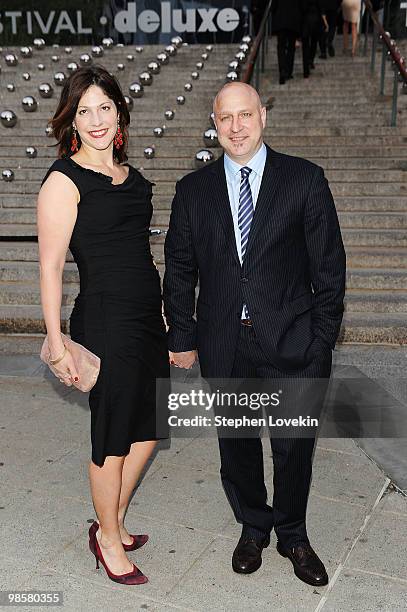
[209,155,240,265]
[243,146,281,260]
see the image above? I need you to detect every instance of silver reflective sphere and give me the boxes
[2,169,14,182]
[148,61,160,74]
[52,43,59,48]
[153,127,164,137]
[235,51,246,63]
[129,82,144,98]
[117,63,125,71]
[184,82,193,92]
[242,35,252,45]
[92,46,104,57]
[22,73,31,81]
[171,36,183,47]
[116,43,124,47]
[65,47,72,54]
[206,45,213,52]
[67,62,78,72]
[157,52,169,65]
[164,109,175,120]
[135,46,144,53]
[22,96,38,112]
[228,60,240,71]
[203,128,219,147]
[102,37,114,48]
[195,149,214,166]
[139,71,153,86]
[201,52,209,61]
[38,83,53,98]
[51,55,59,62]
[176,95,185,105]
[226,71,239,82]
[239,43,250,53]
[6,83,15,92]
[191,71,199,80]
[45,126,53,136]
[20,46,33,58]
[25,146,37,159]
[80,53,92,65]
[33,38,46,49]
[196,61,204,70]
[144,146,155,159]
[54,72,66,85]
[126,54,134,62]
[5,54,18,67]
[165,45,177,57]
[0,110,17,128]
[124,95,133,111]
[37,63,45,71]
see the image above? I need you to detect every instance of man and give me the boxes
[271,0,304,84]
[163,82,346,586]
[319,0,342,58]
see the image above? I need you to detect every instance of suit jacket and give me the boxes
[163,145,346,378]
[271,0,307,34]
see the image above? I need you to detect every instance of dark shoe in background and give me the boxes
[232,535,270,574]
[277,541,328,586]
[328,44,335,57]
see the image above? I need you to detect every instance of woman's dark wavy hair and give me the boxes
[50,65,130,163]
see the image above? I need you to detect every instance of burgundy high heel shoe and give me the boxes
[88,522,148,585]
[89,521,148,552]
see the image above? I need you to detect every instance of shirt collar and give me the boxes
[224,142,267,178]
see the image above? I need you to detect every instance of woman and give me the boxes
[342,0,361,56]
[37,66,169,585]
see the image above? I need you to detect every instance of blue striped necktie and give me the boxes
[238,166,253,319]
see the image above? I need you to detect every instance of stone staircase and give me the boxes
[0,39,406,352]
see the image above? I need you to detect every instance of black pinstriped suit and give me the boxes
[163,145,346,546]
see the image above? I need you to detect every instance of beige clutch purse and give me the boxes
[40,333,101,392]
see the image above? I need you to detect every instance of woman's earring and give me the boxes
[71,125,78,153]
[113,118,123,149]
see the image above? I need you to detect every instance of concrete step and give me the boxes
[4,209,406,231]
[346,269,407,290]
[345,247,407,269]
[339,313,407,345]
[0,333,45,354]
[345,291,407,313]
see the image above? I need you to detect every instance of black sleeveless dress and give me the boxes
[42,157,170,467]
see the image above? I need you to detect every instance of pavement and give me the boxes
[0,346,406,611]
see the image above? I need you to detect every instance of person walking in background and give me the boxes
[272,0,304,84]
[37,66,169,586]
[251,0,268,35]
[342,0,362,56]
[302,0,329,77]
[319,0,342,58]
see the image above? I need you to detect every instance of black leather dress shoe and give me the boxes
[277,541,328,586]
[328,45,335,57]
[232,535,270,574]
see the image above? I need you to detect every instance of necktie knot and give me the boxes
[240,166,252,180]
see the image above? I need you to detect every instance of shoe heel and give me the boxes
[95,555,100,570]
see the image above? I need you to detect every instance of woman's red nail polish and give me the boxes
[74,377,79,382]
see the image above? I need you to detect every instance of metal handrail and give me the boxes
[241,0,273,88]
[363,0,407,126]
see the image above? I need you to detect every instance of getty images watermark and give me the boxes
[167,388,319,431]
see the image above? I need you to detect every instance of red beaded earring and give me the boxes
[70,125,78,153]
[114,117,123,149]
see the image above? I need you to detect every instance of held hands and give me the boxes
[49,345,80,386]
[169,350,197,370]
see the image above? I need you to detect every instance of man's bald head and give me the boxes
[212,82,266,165]
[213,82,263,115]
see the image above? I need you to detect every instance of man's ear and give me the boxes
[261,106,267,128]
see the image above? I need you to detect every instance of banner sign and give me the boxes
[0,1,250,45]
